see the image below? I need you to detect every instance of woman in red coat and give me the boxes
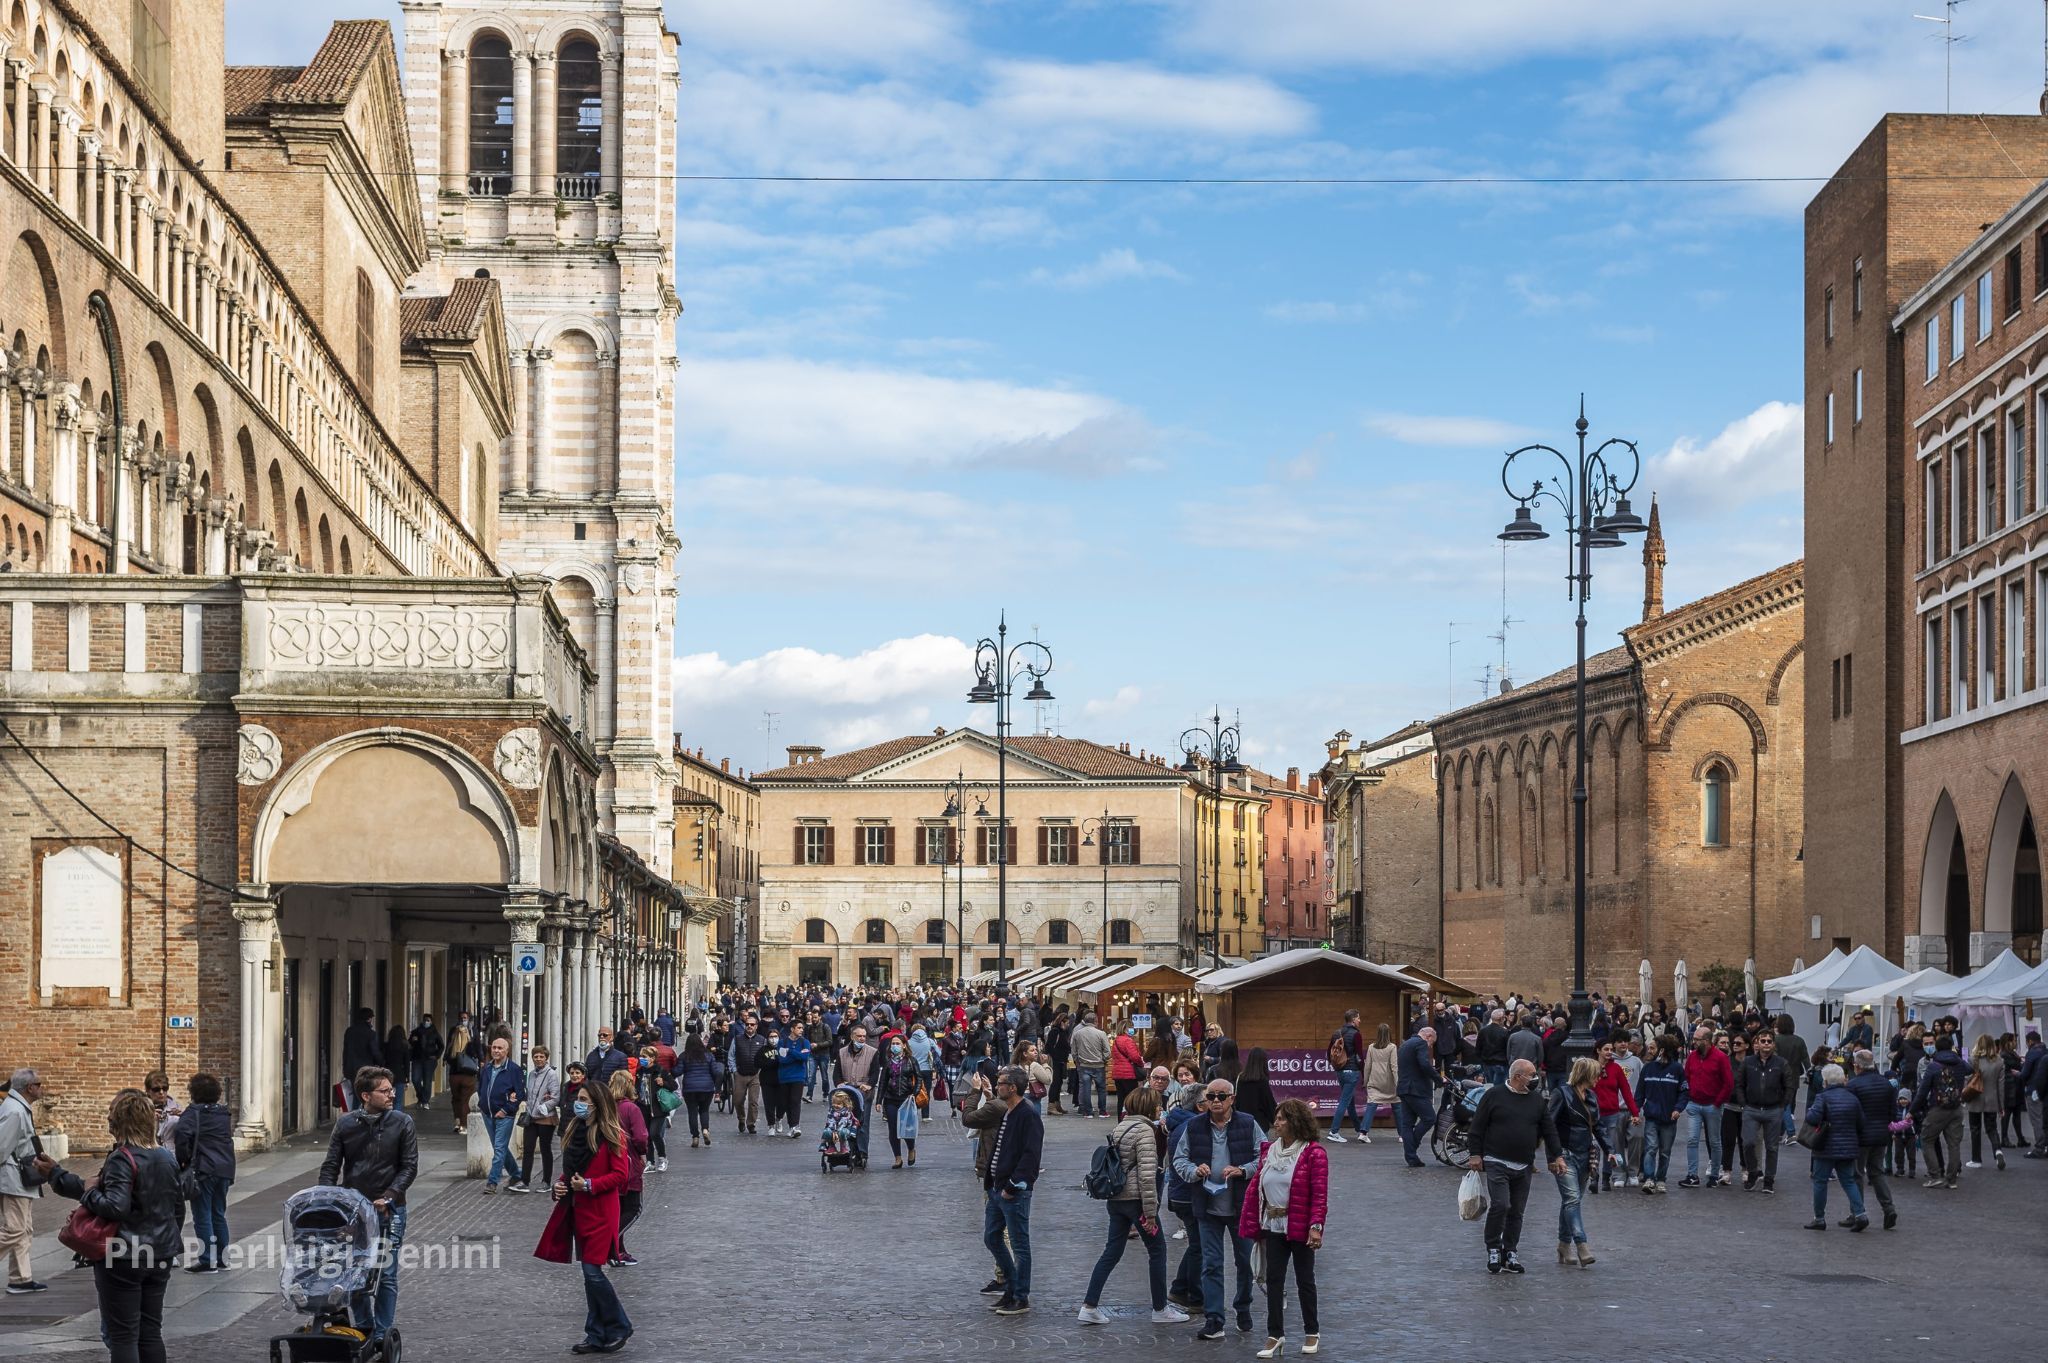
[1238,1100,1329,1358]
[1109,1026,1147,1118]
[536,1077,634,1353]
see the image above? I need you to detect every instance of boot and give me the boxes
[1048,1101,1066,1115]
[1575,1241,1595,1267]
[1557,1243,1574,1267]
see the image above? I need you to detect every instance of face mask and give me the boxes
[573,1101,592,1119]
[891,1044,905,1055]
[851,1041,865,1052]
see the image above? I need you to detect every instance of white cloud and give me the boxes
[1364,413,1537,448]
[1083,685,1145,718]
[983,60,1315,137]
[667,0,961,68]
[674,635,974,758]
[1644,400,1803,511]
[1027,248,1186,290]
[681,356,1160,474]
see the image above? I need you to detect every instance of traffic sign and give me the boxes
[1130,1013,1154,1030]
[513,943,545,976]
[167,1015,196,1030]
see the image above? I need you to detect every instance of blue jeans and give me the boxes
[1482,1063,1508,1086]
[1811,1157,1866,1220]
[191,1175,231,1267]
[1394,1092,1432,1164]
[1553,1152,1587,1244]
[486,1115,518,1185]
[983,1187,1033,1298]
[350,1204,405,1339]
[1084,1200,1166,1310]
[807,1053,829,1098]
[1332,1068,1363,1135]
[1196,1213,1254,1326]
[1684,1102,1723,1180]
[1597,1113,1628,1181]
[1641,1118,1677,1182]
[1170,1205,1199,1297]
[1077,1067,1106,1117]
[580,1260,632,1346]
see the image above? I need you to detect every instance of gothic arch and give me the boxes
[1917,790,1963,940]
[530,315,617,353]
[1653,691,1768,753]
[1691,750,1743,782]
[534,17,620,56]
[1764,641,1804,706]
[10,231,65,373]
[1985,774,2035,936]
[443,11,534,54]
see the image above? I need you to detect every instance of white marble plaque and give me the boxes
[40,845,125,999]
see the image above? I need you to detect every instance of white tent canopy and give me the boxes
[1841,965,1959,1009]
[1914,948,2039,1006]
[1195,946,1424,994]
[1763,948,1845,996]
[1777,945,1909,1004]
[1952,956,2048,1005]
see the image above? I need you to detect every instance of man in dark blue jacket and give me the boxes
[1395,1027,1437,1168]
[1170,1078,1265,1340]
[584,1028,630,1085]
[475,1036,525,1192]
[983,1066,1043,1316]
[2020,1031,2047,1159]
[1843,1049,1898,1228]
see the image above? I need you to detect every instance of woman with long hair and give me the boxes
[1360,1022,1399,1142]
[1205,1037,1242,1088]
[1717,1033,1748,1184]
[445,1023,480,1133]
[1012,1040,1052,1117]
[41,1089,186,1363]
[538,1074,633,1352]
[606,1070,649,1266]
[637,1048,674,1173]
[1237,1099,1327,1358]
[1551,1057,1601,1266]
[1966,1033,2007,1170]
[1235,1048,1279,1132]
[676,1033,720,1148]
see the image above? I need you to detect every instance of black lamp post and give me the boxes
[1495,398,1647,1060]
[1179,710,1243,969]
[1080,807,1119,963]
[939,770,991,985]
[967,615,1053,990]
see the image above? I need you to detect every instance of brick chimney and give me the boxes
[1285,766,1300,791]
[720,757,730,774]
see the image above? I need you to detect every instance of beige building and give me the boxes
[1182,760,1268,964]
[752,729,1195,986]
[670,740,760,987]
[1320,723,1443,971]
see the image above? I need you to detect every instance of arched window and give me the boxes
[1702,763,1731,847]
[1108,919,1132,946]
[864,917,888,944]
[468,35,514,196]
[803,917,828,944]
[556,39,602,197]
[924,918,945,945]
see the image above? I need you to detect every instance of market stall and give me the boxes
[1771,945,1910,1046]
[1196,947,1424,1116]
[1911,949,2042,1048]
[1072,963,1201,1041]
[1386,963,1480,1001]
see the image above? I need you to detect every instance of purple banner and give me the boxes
[1264,1048,1341,1114]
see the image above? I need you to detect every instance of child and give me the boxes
[1888,1089,1916,1179]
[822,1089,860,1155]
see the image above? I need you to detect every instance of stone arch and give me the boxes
[531,315,617,353]
[237,428,260,527]
[544,571,598,659]
[192,382,225,488]
[338,536,353,573]
[1691,749,1743,782]
[535,16,620,56]
[1916,791,1968,969]
[443,10,534,53]
[316,514,333,572]
[267,460,288,543]
[253,727,519,885]
[1764,640,1804,706]
[1985,774,2035,937]
[1654,691,1768,754]
[8,231,65,374]
[800,916,839,946]
[142,341,178,455]
[293,488,311,565]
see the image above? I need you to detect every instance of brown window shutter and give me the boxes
[1098,829,1108,866]
[977,826,988,865]
[884,825,897,866]
[824,826,836,865]
[1037,826,1049,865]
[1129,824,1141,864]
[914,828,926,865]
[794,826,805,864]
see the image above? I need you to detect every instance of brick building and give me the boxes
[1434,512,1805,1000]
[670,740,762,986]
[1802,115,2048,964]
[1320,723,1441,971]
[1892,179,2048,971]
[1247,765,1324,954]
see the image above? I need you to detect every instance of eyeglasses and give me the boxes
[146,1086,168,1095]
[1204,1092,1232,1102]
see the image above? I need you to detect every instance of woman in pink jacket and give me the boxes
[1238,1099,1329,1358]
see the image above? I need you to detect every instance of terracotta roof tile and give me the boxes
[224,67,298,118]
[753,736,932,782]
[399,277,499,347]
[224,21,392,118]
[752,730,1186,783]
[1434,643,1635,726]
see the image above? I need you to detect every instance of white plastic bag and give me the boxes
[1458,1168,1489,1221]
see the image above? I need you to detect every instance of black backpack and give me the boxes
[1084,1133,1126,1200]
[1928,1058,1966,1111]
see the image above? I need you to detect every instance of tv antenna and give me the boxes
[760,710,780,770]
[1490,541,1523,693]
[1445,621,1474,711]
[1915,0,1969,112]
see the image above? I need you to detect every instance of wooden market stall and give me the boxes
[1386,963,1480,1001]
[1072,962,1201,1037]
[1196,947,1425,1115]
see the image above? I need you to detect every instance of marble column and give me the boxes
[79,134,99,239]
[53,102,78,216]
[113,171,133,269]
[506,349,529,494]
[441,48,469,194]
[504,894,546,1065]
[27,80,50,193]
[527,347,552,492]
[7,61,28,167]
[594,597,617,747]
[596,350,617,495]
[511,51,534,195]
[233,890,283,1149]
[533,52,557,195]
[599,53,620,197]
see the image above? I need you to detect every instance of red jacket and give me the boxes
[1686,1046,1734,1107]
[534,1138,629,1267]
[1236,1140,1329,1243]
[1593,1060,1639,1118]
[1110,1033,1146,1082]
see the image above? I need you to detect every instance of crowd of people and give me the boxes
[4,979,2044,1360]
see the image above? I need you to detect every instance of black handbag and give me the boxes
[1795,1117,1827,1150]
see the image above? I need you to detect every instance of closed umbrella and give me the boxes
[1638,958,1653,1014]
[1674,959,1690,1022]
[1743,958,1758,1007]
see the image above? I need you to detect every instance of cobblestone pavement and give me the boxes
[7,1104,2044,1361]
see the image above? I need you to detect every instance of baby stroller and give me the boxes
[1431,1064,1491,1168]
[268,1185,401,1363]
[818,1082,867,1172]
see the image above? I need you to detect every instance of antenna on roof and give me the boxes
[1445,621,1473,712]
[1915,0,1969,113]
[760,710,780,772]
[1490,542,1523,693]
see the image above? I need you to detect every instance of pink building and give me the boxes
[1252,767,1326,953]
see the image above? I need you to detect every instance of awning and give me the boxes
[1196,946,1425,994]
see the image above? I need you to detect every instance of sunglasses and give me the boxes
[1204,1092,1232,1102]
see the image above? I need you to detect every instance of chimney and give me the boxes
[1642,494,1666,622]
[720,757,730,774]
[1307,774,1322,798]
[1285,766,1300,791]
[787,744,824,767]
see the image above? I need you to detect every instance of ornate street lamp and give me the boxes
[1496,397,1647,1060]
[1179,710,1243,969]
[938,770,991,984]
[1080,807,1120,963]
[966,615,1052,989]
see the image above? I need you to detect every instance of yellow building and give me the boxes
[1182,763,1269,964]
[670,742,761,988]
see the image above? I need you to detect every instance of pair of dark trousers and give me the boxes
[579,1261,631,1346]
[1082,1200,1166,1310]
[94,1261,170,1363]
[519,1120,556,1187]
[683,1092,712,1137]
[1169,1204,1199,1297]
[1857,1143,1895,1214]
[1481,1160,1532,1253]
[1260,1233,1318,1338]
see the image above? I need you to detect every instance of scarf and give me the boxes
[1260,1138,1307,1223]
[562,1118,593,1179]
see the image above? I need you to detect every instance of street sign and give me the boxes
[167,1015,196,1030]
[1130,1013,1154,1030]
[513,944,545,976]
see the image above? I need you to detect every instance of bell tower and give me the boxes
[1641,495,1666,623]
[398,0,680,861]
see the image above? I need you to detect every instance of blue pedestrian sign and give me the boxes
[513,944,545,976]
[167,1015,196,1030]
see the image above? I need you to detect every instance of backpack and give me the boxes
[1083,1133,1126,1200]
[1928,1058,1966,1111]
[1327,1031,1349,1070]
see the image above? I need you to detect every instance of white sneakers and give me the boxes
[788,1127,802,1140]
[1324,1132,1347,1143]
[769,1122,787,1137]
[1077,1306,1110,1326]
[1152,1305,1191,1324]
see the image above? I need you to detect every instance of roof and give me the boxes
[224,20,391,117]
[399,277,499,347]
[1623,559,1803,667]
[1073,962,1200,997]
[751,729,1185,783]
[1774,945,1909,1004]
[1434,644,1635,727]
[1195,946,1424,994]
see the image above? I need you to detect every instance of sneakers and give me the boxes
[505,1181,532,1194]
[1759,1181,1774,1195]
[788,1128,802,1140]
[613,1251,638,1266]
[1076,1305,1110,1326]
[1803,1219,1827,1230]
[481,1184,497,1195]
[1359,1133,1372,1144]
[1922,1176,1946,1188]
[1677,1176,1701,1188]
[1151,1305,1191,1324]
[1883,1208,1898,1230]
[1324,1131,1347,1143]
[1626,1175,1640,1187]
[6,1280,50,1294]
[1964,1160,1982,1169]
[1486,1249,1502,1275]
[1168,1290,1204,1310]
[979,1278,1008,1296]
[1500,1252,1525,1274]
[1742,1172,1758,1190]
[1641,1181,1656,1196]
[1196,1322,1226,1341]
[1994,1151,2005,1171]
[1237,1311,1254,1334]
[993,1296,1031,1316]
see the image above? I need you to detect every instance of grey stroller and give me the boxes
[268,1185,401,1363]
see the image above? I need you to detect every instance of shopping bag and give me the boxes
[1457,1168,1489,1221]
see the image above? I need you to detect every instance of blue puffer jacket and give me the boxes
[1163,1098,1201,1207]
[1803,1086,1867,1161]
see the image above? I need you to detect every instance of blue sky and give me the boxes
[226,1,2048,776]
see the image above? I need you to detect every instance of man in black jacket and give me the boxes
[1466,1059,1564,1274]
[319,1067,417,1344]
[1395,1027,1437,1168]
[984,1066,1043,1317]
[340,1008,381,1111]
[1736,1034,1788,1192]
[406,1015,443,1109]
[1843,1049,1899,1228]
[1476,1009,1511,1086]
